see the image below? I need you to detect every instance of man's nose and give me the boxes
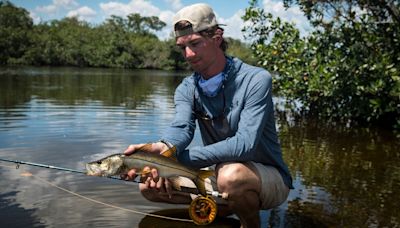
[185,46,195,58]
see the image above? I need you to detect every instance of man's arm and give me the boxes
[161,78,197,153]
[178,70,273,168]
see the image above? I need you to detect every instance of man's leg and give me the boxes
[216,162,262,228]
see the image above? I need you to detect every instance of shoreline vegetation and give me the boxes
[1,0,399,132]
[0,1,256,71]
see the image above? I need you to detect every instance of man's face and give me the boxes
[175,33,220,75]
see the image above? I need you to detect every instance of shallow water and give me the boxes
[0,66,399,227]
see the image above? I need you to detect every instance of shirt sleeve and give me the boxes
[178,69,274,168]
[161,78,197,153]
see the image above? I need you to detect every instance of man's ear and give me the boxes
[213,34,223,46]
[213,28,224,45]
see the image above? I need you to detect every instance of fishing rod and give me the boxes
[0,157,138,183]
[0,157,227,224]
[0,157,228,199]
[0,157,86,174]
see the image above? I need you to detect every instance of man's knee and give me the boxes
[216,163,241,187]
[216,162,260,194]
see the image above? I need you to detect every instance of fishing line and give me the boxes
[0,157,227,198]
[0,161,194,223]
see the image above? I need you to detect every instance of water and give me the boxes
[0,66,399,227]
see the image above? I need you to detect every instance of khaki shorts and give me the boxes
[250,162,290,209]
[176,163,289,209]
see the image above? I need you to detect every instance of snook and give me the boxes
[86,151,214,196]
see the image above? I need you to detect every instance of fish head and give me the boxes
[86,154,124,176]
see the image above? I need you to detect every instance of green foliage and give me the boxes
[0,1,180,69]
[126,13,166,34]
[0,1,259,72]
[0,0,33,64]
[242,0,400,131]
[226,37,258,66]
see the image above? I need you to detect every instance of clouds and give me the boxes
[99,0,160,19]
[217,9,247,41]
[164,0,183,11]
[36,0,79,14]
[66,6,97,21]
[34,0,96,23]
[262,0,311,35]
[98,0,176,39]
[25,0,311,40]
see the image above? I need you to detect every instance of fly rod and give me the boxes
[0,157,228,199]
[0,157,134,182]
[0,157,86,174]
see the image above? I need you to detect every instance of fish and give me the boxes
[86,151,214,196]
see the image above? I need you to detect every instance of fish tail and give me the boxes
[194,170,214,196]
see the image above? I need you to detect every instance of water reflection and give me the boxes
[139,209,241,227]
[0,66,399,227]
[279,117,400,227]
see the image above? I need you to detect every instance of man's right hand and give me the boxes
[121,142,168,181]
[121,142,174,198]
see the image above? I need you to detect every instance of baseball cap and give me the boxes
[173,3,222,37]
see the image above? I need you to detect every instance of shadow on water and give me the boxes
[0,66,399,227]
[0,192,45,228]
[139,209,241,227]
[261,207,333,228]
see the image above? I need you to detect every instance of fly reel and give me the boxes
[188,195,218,225]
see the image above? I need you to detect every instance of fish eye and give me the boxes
[97,161,102,164]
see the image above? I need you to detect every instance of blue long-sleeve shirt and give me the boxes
[162,57,293,189]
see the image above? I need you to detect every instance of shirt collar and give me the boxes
[194,55,235,83]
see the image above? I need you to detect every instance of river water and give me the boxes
[0,66,399,227]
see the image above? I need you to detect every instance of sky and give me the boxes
[9,0,311,41]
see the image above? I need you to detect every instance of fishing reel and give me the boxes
[188,195,218,225]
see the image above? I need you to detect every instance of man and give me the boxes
[123,3,293,227]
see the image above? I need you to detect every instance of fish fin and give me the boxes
[160,146,178,162]
[140,167,151,177]
[168,177,182,191]
[141,169,151,176]
[139,168,151,183]
[194,170,214,196]
[160,146,177,158]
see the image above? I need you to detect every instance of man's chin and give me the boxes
[189,64,204,74]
